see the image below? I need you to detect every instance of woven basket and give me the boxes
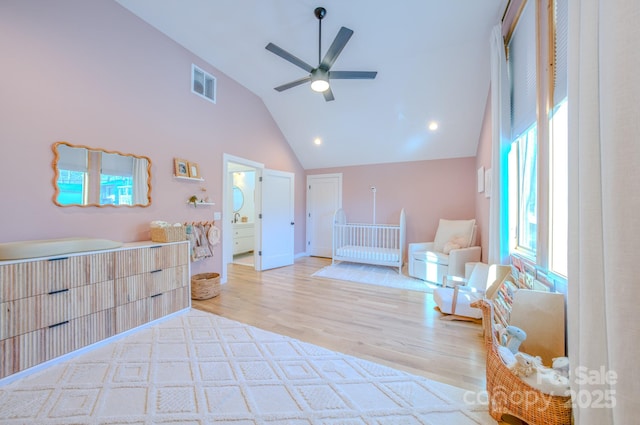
[472,299,572,425]
[191,272,221,300]
[150,226,186,243]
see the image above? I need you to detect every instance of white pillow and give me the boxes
[442,241,461,255]
[433,219,476,252]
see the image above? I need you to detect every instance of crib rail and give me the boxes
[332,208,406,273]
[333,222,401,251]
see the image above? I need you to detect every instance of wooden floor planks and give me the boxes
[192,256,488,393]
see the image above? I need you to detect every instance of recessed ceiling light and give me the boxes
[428,121,439,131]
[313,137,322,145]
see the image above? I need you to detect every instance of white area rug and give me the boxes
[313,262,438,293]
[0,309,492,424]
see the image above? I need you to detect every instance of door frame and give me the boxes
[222,154,263,282]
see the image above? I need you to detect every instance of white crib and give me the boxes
[332,208,406,273]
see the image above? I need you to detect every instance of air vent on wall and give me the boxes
[192,64,216,103]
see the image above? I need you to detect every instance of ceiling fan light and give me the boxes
[310,77,330,92]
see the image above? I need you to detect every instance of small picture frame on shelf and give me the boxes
[188,162,201,179]
[174,158,189,177]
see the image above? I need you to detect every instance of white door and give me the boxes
[306,174,342,257]
[255,168,295,271]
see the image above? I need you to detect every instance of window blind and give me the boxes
[553,0,568,106]
[101,152,133,177]
[509,0,537,139]
[57,145,88,172]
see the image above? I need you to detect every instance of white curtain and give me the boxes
[488,24,510,265]
[567,1,640,423]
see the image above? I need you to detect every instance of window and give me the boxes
[503,0,568,284]
[56,169,87,205]
[507,0,537,259]
[508,124,538,254]
[100,174,134,205]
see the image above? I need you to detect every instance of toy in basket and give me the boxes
[150,221,187,243]
[471,299,572,425]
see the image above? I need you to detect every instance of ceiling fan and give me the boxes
[265,7,377,101]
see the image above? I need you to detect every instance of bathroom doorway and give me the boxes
[230,165,257,267]
[222,154,295,282]
[222,155,262,282]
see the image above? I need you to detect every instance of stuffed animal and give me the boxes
[552,356,570,378]
[497,345,517,368]
[505,325,527,353]
[511,352,570,396]
[494,323,507,345]
[512,352,542,377]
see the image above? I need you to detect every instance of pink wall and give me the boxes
[0,0,306,276]
[308,157,478,247]
[475,89,493,262]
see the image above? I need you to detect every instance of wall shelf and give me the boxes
[174,175,204,182]
[187,202,215,207]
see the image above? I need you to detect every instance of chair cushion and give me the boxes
[412,249,449,266]
[466,263,491,291]
[433,219,476,252]
[433,287,483,319]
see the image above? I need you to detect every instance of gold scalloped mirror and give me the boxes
[52,141,152,207]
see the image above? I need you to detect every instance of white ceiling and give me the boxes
[116,0,506,169]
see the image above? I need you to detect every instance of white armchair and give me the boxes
[408,218,481,284]
[433,263,511,320]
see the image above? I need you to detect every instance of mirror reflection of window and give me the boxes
[53,142,151,207]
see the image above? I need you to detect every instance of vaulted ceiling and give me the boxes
[116,0,507,169]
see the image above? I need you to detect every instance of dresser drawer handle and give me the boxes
[150,293,163,298]
[48,288,70,295]
[47,257,69,262]
[150,269,163,274]
[150,245,162,249]
[49,320,69,329]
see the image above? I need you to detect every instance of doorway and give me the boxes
[221,154,296,281]
[222,155,262,282]
[229,165,257,267]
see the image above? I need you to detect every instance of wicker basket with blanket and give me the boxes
[150,225,186,243]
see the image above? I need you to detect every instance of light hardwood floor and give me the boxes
[192,256,489,393]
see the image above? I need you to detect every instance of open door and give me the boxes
[255,168,295,271]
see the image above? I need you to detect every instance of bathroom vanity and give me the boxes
[232,222,254,255]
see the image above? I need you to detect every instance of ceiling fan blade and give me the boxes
[266,43,314,73]
[320,27,354,70]
[323,87,335,102]
[329,71,378,80]
[274,76,312,92]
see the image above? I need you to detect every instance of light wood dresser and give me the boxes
[0,240,189,380]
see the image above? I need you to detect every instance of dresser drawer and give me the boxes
[149,286,189,322]
[73,280,114,318]
[114,266,187,305]
[0,256,87,302]
[114,244,188,278]
[234,227,254,238]
[233,236,254,254]
[0,289,73,340]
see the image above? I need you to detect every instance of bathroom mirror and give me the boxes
[52,141,152,207]
[232,186,244,212]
